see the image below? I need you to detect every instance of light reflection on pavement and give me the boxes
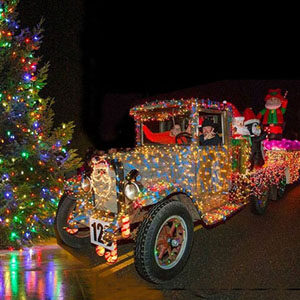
[0,243,163,300]
[0,245,63,299]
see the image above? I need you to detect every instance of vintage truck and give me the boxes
[55,98,300,283]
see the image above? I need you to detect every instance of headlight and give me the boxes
[124,182,140,201]
[81,176,91,192]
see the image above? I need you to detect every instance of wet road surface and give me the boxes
[1,184,300,300]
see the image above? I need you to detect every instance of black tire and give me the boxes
[134,198,194,284]
[251,187,269,215]
[277,177,286,199]
[269,185,278,201]
[55,194,90,248]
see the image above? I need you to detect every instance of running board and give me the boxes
[202,202,245,226]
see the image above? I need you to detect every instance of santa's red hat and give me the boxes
[244,108,259,125]
[230,103,244,121]
[264,89,286,102]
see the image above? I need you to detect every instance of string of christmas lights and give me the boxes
[0,0,81,248]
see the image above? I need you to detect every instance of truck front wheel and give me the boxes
[55,194,90,248]
[134,199,194,283]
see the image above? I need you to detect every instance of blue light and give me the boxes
[23,73,31,82]
[4,191,13,199]
[2,173,9,181]
[40,152,50,162]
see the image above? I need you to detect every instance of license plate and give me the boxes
[89,218,114,251]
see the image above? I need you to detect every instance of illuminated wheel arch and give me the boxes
[143,191,201,222]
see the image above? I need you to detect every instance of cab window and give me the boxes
[198,112,224,146]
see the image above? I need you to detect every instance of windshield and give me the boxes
[140,111,225,146]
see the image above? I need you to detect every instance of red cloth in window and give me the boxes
[143,125,176,144]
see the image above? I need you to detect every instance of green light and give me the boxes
[21,151,29,159]
[0,158,3,164]
[10,232,18,240]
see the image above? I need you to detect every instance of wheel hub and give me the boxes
[169,238,180,247]
[154,216,187,270]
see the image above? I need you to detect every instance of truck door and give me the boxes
[195,110,232,213]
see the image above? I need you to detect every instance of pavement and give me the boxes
[0,184,300,300]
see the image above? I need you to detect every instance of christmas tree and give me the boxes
[0,0,81,248]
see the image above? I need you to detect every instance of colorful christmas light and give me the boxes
[0,0,81,248]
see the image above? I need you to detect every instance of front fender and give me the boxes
[134,180,192,208]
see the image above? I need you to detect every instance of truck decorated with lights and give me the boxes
[55,98,300,283]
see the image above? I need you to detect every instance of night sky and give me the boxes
[17,1,299,156]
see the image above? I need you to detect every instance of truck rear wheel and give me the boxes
[277,177,286,200]
[251,187,269,215]
[134,199,194,283]
[269,185,278,201]
[269,177,287,202]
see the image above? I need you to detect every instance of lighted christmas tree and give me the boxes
[0,0,81,248]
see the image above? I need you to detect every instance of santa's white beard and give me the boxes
[235,125,250,135]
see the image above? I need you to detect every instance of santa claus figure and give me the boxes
[257,89,288,140]
[243,107,267,170]
[231,104,250,138]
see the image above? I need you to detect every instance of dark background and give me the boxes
[18,1,299,157]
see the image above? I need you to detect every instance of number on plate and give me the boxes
[90,218,114,250]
